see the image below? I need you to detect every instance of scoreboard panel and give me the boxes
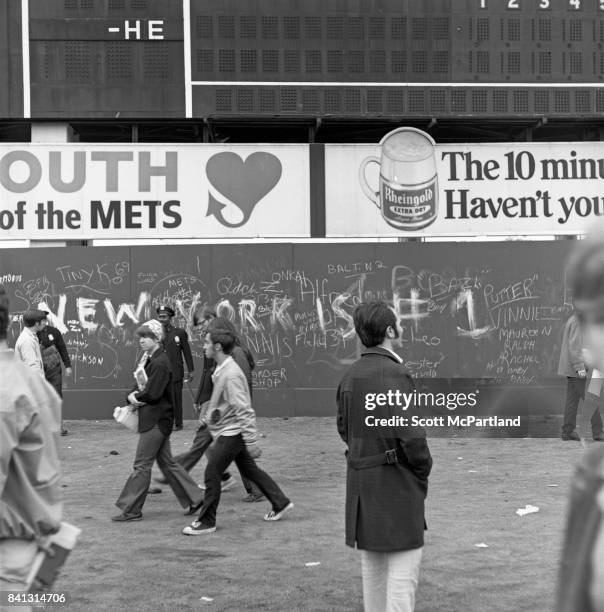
[28,0,184,118]
[6,0,604,119]
[0,0,24,118]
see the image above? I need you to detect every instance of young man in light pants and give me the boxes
[337,301,433,612]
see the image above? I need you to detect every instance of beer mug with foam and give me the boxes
[359,127,438,231]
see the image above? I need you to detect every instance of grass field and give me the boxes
[53,418,584,612]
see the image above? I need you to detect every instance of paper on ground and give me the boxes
[516,504,540,516]
[475,543,489,548]
[305,562,321,567]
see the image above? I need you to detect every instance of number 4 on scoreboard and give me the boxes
[568,0,581,9]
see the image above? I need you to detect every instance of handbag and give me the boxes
[113,405,139,432]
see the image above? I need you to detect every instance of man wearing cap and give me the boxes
[156,306,194,431]
[14,310,47,375]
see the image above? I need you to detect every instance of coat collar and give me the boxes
[361,346,403,364]
[147,347,164,362]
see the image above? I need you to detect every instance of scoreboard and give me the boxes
[2,0,604,119]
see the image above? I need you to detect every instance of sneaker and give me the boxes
[111,512,143,522]
[243,493,265,503]
[198,476,238,493]
[263,502,294,522]
[148,487,162,494]
[182,521,216,535]
[61,429,69,436]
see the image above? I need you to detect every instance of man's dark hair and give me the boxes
[209,317,255,369]
[0,286,8,341]
[353,301,398,348]
[207,326,236,354]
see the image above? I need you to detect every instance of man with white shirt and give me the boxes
[14,310,48,375]
[182,325,293,535]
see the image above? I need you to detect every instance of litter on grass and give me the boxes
[516,505,540,516]
[200,596,214,602]
[457,457,463,460]
[475,543,489,548]
[305,562,321,567]
[468,470,477,473]
[548,484,558,487]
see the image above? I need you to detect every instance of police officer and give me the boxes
[156,306,194,431]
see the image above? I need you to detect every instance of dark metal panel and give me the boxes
[0,0,24,118]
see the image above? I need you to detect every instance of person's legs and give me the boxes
[156,436,204,508]
[193,436,241,528]
[385,547,423,612]
[233,444,289,511]
[562,377,583,436]
[591,376,604,437]
[578,395,600,443]
[239,472,264,498]
[172,424,213,471]
[173,381,183,429]
[45,367,65,434]
[115,426,164,516]
[361,550,388,612]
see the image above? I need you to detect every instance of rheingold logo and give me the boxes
[359,127,438,231]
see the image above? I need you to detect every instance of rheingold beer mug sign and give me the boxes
[359,127,438,231]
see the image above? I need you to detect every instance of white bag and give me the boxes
[113,405,139,432]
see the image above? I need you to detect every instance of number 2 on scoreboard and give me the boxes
[507,0,519,8]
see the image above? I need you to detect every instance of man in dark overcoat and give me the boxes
[337,301,432,612]
[157,306,195,431]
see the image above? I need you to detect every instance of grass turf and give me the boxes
[54,418,582,612]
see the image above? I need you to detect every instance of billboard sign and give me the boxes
[0,144,310,239]
[326,129,602,236]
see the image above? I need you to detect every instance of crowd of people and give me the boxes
[6,236,604,611]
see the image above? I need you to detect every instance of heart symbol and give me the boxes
[205,152,282,227]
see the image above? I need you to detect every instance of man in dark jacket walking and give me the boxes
[157,305,195,431]
[38,316,72,436]
[337,301,432,612]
